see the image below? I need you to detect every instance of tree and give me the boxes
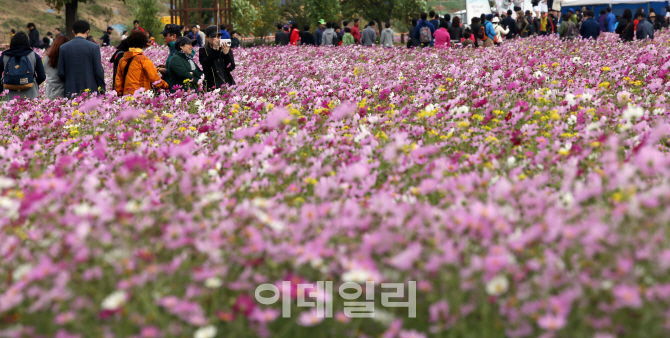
[134,0,163,43]
[304,0,341,27]
[45,0,126,39]
[232,0,259,36]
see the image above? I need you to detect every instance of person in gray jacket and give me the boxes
[636,12,654,40]
[379,22,394,48]
[321,22,337,46]
[43,34,71,99]
[57,20,106,97]
[361,21,377,46]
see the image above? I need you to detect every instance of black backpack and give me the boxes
[110,50,125,90]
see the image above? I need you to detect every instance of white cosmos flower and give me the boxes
[73,203,100,216]
[204,277,222,289]
[193,325,217,338]
[342,269,374,283]
[0,176,14,189]
[623,106,644,121]
[101,290,127,310]
[485,275,509,296]
[506,156,516,167]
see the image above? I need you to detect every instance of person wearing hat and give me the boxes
[275,23,289,46]
[187,25,203,48]
[314,20,326,46]
[101,26,114,47]
[167,36,203,91]
[482,14,496,47]
[157,24,194,78]
[199,25,235,90]
[491,17,509,44]
[649,11,661,31]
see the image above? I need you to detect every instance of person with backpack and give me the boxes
[580,10,600,39]
[558,13,574,39]
[380,22,394,48]
[199,25,236,91]
[44,34,70,99]
[616,9,635,41]
[109,39,129,91]
[322,22,337,46]
[414,13,436,48]
[57,20,106,97]
[478,15,496,47]
[492,17,509,45]
[114,31,169,96]
[0,32,46,100]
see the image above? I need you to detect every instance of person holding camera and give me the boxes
[199,25,236,91]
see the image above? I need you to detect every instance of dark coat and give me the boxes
[57,36,106,97]
[579,18,601,40]
[616,18,635,41]
[101,32,111,46]
[167,51,203,91]
[199,45,236,90]
[29,28,41,48]
[636,19,654,40]
[301,31,314,45]
[275,30,289,45]
[502,17,518,38]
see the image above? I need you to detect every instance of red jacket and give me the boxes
[290,29,300,46]
[351,25,361,43]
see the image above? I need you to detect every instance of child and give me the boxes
[342,27,355,45]
[462,29,474,47]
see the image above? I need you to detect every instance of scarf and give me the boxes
[178,50,194,61]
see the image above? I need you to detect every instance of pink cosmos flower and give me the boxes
[613,284,642,308]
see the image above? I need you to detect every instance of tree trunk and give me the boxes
[65,0,79,39]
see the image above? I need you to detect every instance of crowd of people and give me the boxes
[1,20,237,100]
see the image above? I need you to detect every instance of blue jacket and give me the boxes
[413,20,436,45]
[187,32,203,47]
[57,37,106,97]
[314,28,324,46]
[484,21,495,40]
[607,13,616,32]
[220,30,231,40]
[580,18,600,40]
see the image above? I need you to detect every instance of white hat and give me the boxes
[195,25,200,29]
[492,17,500,23]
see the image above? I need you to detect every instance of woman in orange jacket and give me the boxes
[115,31,169,96]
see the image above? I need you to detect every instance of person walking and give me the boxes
[361,21,378,46]
[27,23,40,48]
[580,10,600,39]
[167,36,203,91]
[43,34,70,99]
[351,19,361,44]
[301,25,315,45]
[314,20,325,46]
[501,9,518,39]
[616,9,635,41]
[199,25,236,90]
[114,31,168,96]
[275,24,289,46]
[289,22,301,46]
[322,22,337,46]
[379,22,394,48]
[433,21,451,48]
[101,26,113,47]
[414,13,436,48]
[342,27,355,45]
[0,32,46,100]
[57,20,106,97]
[636,12,654,39]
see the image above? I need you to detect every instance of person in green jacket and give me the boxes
[342,27,355,45]
[167,36,203,91]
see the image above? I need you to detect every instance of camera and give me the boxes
[220,39,232,47]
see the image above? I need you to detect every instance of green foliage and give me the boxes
[231,0,259,35]
[133,0,164,44]
[305,0,341,27]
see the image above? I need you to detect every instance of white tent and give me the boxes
[561,0,664,5]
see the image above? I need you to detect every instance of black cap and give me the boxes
[525,10,531,15]
[175,36,196,49]
[204,25,221,38]
[160,24,181,35]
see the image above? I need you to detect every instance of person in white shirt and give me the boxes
[492,17,509,44]
[197,25,206,45]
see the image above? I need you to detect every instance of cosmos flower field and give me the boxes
[2,33,670,338]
